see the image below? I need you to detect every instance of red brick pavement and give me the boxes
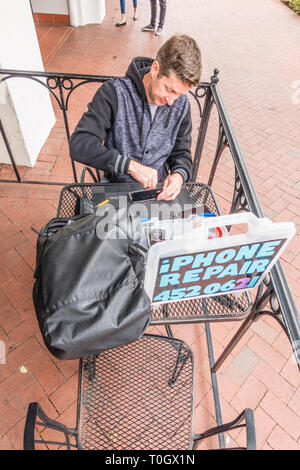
[0,0,300,450]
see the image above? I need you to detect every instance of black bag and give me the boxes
[33,209,151,360]
[73,167,99,216]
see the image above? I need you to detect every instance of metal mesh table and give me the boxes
[56,182,252,323]
[24,335,256,450]
[78,335,194,450]
[57,182,218,218]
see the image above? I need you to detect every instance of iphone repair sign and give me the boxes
[144,213,296,305]
[151,239,285,303]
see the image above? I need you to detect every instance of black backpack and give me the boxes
[33,209,151,360]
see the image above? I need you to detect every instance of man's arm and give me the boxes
[167,100,193,182]
[157,101,193,201]
[69,81,130,176]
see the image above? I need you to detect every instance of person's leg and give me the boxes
[120,0,126,14]
[101,175,111,183]
[141,0,156,31]
[132,0,138,20]
[150,0,157,26]
[158,0,166,27]
[116,0,127,26]
[155,0,166,35]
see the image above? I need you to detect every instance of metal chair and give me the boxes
[23,335,256,450]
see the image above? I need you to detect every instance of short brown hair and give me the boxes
[155,35,202,87]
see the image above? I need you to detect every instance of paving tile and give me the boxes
[50,357,79,381]
[193,372,212,409]
[27,350,65,396]
[225,346,260,386]
[49,373,78,414]
[7,317,40,347]
[0,303,22,334]
[193,402,216,435]
[253,360,295,405]
[55,401,77,430]
[247,334,286,373]
[0,276,32,313]
[5,417,26,450]
[0,336,43,382]
[18,380,58,420]
[267,425,300,451]
[260,391,300,441]
[230,375,267,413]
[0,397,26,437]
[288,387,300,417]
[0,434,14,450]
[250,319,280,345]
[217,370,240,403]
[280,355,300,389]
[0,368,34,408]
[253,406,276,450]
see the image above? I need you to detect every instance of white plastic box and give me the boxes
[144,212,296,306]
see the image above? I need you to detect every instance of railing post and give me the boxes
[0,119,22,182]
[190,73,218,182]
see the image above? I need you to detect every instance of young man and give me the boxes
[141,0,167,36]
[69,35,202,201]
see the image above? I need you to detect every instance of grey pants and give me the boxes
[150,0,167,28]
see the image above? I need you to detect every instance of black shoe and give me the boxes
[133,16,138,21]
[115,21,127,27]
[141,24,156,31]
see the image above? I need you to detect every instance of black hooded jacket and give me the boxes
[69,57,193,183]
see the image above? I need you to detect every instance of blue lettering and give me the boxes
[182,269,203,283]
[256,240,281,258]
[235,243,260,261]
[247,259,270,274]
[160,273,181,287]
[217,263,238,278]
[203,265,224,280]
[171,255,194,272]
[192,251,216,268]
[238,260,253,275]
[215,249,236,264]
[159,259,170,274]
[204,283,221,294]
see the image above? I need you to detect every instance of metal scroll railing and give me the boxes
[191,70,300,370]
[0,67,299,368]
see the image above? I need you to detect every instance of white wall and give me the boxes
[30,0,69,15]
[0,0,55,167]
[69,0,106,26]
[30,0,106,26]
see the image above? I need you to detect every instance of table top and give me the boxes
[57,182,252,323]
[78,335,194,450]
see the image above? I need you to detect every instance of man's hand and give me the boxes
[157,173,184,201]
[128,160,158,189]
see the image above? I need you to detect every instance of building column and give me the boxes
[0,0,55,167]
[68,0,105,26]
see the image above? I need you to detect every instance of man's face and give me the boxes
[146,61,192,107]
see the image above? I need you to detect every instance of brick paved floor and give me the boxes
[0,0,300,450]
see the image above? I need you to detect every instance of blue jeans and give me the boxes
[120,0,137,14]
[101,175,111,183]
